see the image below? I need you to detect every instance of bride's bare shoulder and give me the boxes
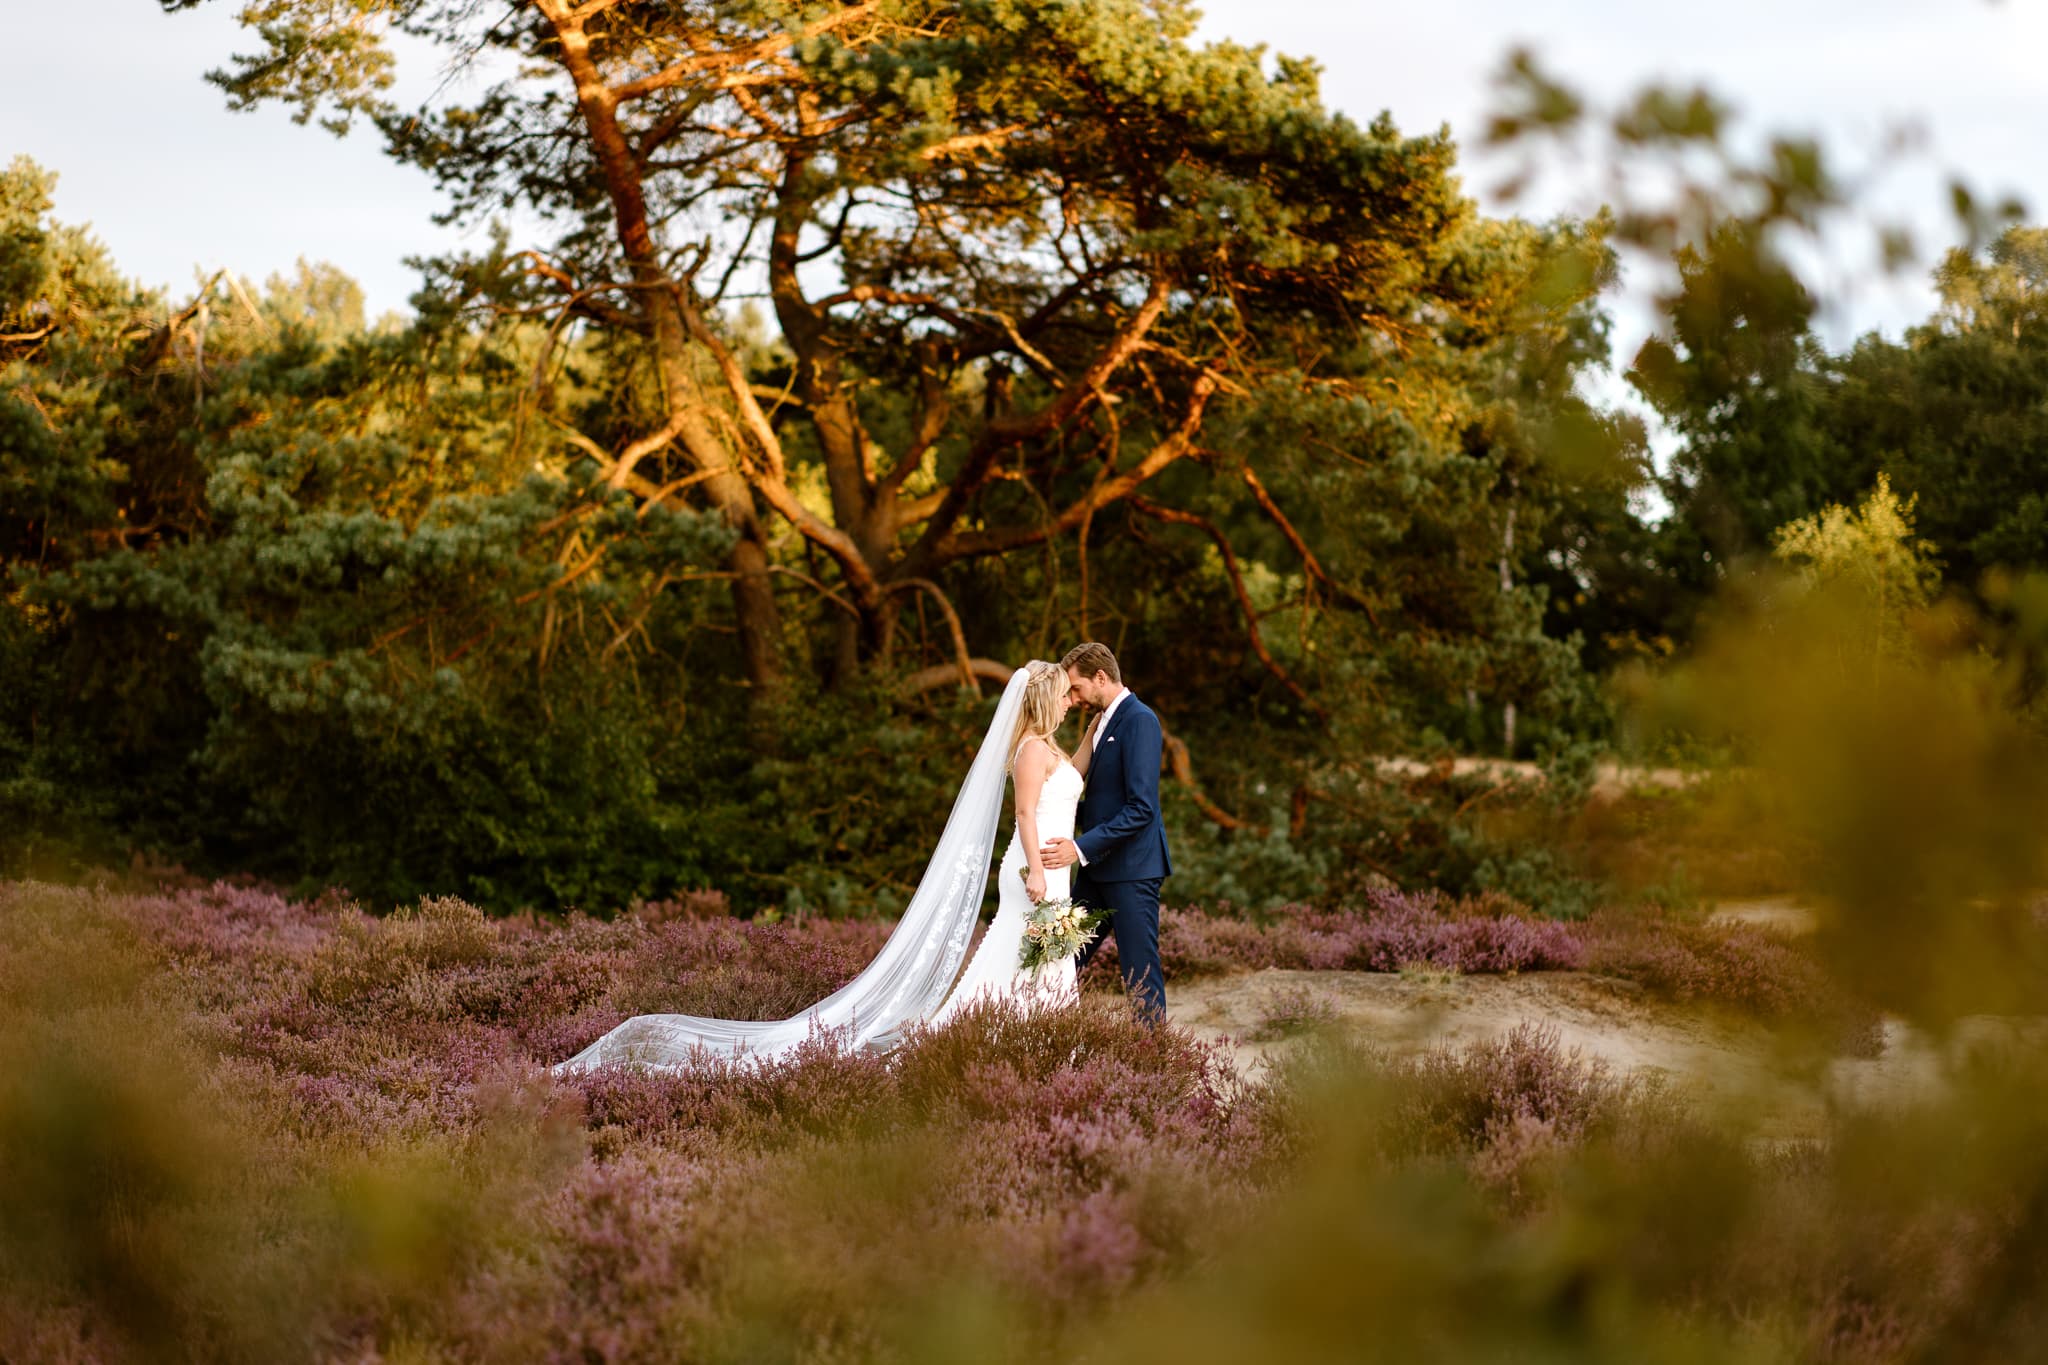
[1013,734,1057,771]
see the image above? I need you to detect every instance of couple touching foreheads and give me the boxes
[558,643,1171,1072]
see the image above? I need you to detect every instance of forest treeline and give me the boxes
[3,0,2046,913]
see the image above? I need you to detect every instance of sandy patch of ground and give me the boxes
[1165,967,2044,1142]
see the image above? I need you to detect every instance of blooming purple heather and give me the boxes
[1088,889,1590,980]
[0,877,1921,1360]
[0,879,1288,1357]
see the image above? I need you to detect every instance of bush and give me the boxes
[1246,984,1339,1041]
[1385,1021,1633,1155]
[1146,889,1587,979]
[1584,910,1834,1017]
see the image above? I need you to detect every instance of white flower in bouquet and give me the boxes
[1017,895,1109,974]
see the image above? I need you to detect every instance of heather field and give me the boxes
[8,876,2048,1364]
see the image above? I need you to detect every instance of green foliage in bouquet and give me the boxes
[1018,895,1109,975]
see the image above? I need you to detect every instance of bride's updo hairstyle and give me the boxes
[1010,660,1070,770]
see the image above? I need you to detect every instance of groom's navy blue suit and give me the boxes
[1071,692,1172,1021]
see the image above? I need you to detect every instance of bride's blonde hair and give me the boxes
[1010,660,1069,770]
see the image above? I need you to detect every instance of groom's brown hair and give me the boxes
[1060,641,1121,685]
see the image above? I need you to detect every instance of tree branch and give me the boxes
[797,193,861,263]
[887,577,978,692]
[555,420,727,514]
[1161,729,1259,832]
[922,371,1217,565]
[878,355,952,499]
[607,5,879,103]
[749,382,810,416]
[907,273,1176,567]
[668,284,888,609]
[635,468,722,514]
[956,303,1066,385]
[513,251,652,335]
[1232,458,1382,628]
[607,409,693,490]
[916,124,1031,160]
[1128,495,1325,716]
[904,657,1016,692]
[770,565,861,620]
[892,487,948,525]
[811,283,938,312]
[670,288,788,479]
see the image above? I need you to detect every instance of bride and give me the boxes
[555,661,1090,1071]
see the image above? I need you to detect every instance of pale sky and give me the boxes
[5,0,2043,357]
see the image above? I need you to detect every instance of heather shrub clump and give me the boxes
[1150,889,1587,978]
[305,895,498,1005]
[573,1027,901,1149]
[1246,984,1339,1041]
[609,915,891,1021]
[1580,911,1826,1016]
[1387,1022,1635,1155]
[1146,890,1872,1036]
[1577,910,1884,1052]
[456,996,1279,1360]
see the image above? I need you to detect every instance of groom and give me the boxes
[1039,642,1171,1023]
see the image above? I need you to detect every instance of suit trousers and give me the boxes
[1072,869,1166,1023]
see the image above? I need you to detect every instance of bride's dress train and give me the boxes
[555,670,1078,1073]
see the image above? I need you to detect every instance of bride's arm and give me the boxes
[1070,713,1098,780]
[1014,739,1052,902]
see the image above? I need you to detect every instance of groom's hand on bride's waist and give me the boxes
[1040,837,1079,869]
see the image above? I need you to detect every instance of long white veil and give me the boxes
[555,666,1030,1072]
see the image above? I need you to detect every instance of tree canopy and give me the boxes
[7,5,2042,913]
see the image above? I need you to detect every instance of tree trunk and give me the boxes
[768,151,898,675]
[1499,492,1517,757]
[547,6,784,699]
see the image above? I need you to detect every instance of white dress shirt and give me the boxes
[1091,687,1129,751]
[1075,687,1129,866]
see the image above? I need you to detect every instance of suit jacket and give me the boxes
[1073,692,1173,882]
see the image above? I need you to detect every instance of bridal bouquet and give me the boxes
[1018,895,1109,974]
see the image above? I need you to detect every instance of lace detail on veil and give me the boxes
[554,669,1037,1073]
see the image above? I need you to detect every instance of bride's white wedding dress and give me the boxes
[554,668,1082,1073]
[927,749,1082,1026]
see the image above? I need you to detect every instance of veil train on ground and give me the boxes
[554,668,1031,1073]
